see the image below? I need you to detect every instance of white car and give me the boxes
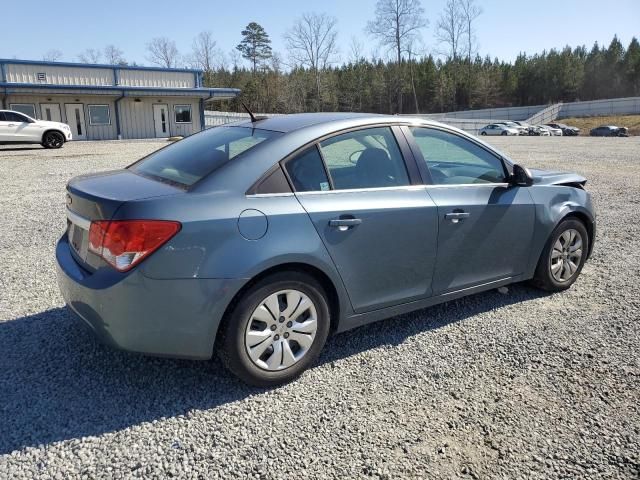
[537,125,563,136]
[496,121,528,135]
[0,110,72,148]
[478,123,520,136]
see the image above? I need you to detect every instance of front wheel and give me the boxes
[480,131,487,136]
[42,131,65,149]
[501,131,508,136]
[531,218,589,291]
[217,271,331,386]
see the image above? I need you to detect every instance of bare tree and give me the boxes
[43,49,63,62]
[349,37,365,64]
[78,48,102,64]
[459,0,482,100]
[284,12,339,111]
[146,37,181,68]
[366,0,427,113]
[435,0,465,108]
[104,45,126,65]
[190,31,219,72]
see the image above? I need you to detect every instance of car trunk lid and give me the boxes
[65,169,182,270]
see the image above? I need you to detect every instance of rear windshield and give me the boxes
[130,126,281,187]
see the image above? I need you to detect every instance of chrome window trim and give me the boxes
[246,192,295,198]
[293,183,510,195]
[66,208,91,230]
[295,185,428,196]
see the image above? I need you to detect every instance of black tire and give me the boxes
[42,131,65,149]
[531,218,589,292]
[217,271,331,387]
[501,131,508,136]
[480,131,487,136]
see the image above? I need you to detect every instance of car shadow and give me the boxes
[0,146,44,152]
[0,283,550,454]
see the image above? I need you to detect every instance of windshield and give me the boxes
[130,126,281,187]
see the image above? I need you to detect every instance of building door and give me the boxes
[40,103,62,122]
[153,104,170,138]
[64,104,86,140]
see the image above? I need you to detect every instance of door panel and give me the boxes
[40,103,62,122]
[65,104,86,140]
[296,188,439,313]
[153,104,170,138]
[428,185,535,294]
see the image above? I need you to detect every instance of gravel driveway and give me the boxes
[0,137,638,479]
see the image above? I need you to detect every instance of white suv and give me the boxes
[0,110,72,148]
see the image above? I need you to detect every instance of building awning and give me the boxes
[0,83,240,100]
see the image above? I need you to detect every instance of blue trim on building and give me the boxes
[0,58,201,74]
[0,82,241,97]
[199,98,205,129]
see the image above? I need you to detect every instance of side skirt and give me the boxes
[337,275,526,333]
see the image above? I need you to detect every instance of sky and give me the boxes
[2,0,639,67]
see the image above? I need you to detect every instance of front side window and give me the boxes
[410,127,506,185]
[130,126,281,187]
[9,104,36,119]
[88,105,111,125]
[174,105,192,123]
[284,146,330,192]
[4,111,31,123]
[318,127,410,190]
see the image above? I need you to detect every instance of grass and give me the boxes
[558,114,640,136]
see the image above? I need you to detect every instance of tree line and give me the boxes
[45,0,640,114]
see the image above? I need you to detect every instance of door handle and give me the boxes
[329,218,362,231]
[445,211,470,223]
[7,124,16,127]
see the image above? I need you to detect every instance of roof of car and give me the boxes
[232,112,422,133]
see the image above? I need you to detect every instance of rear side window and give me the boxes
[130,126,281,187]
[4,111,30,122]
[318,127,410,190]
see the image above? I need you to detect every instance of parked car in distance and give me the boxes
[512,121,535,135]
[479,123,520,136]
[495,121,528,135]
[530,125,551,136]
[546,122,580,136]
[590,125,629,137]
[57,113,596,386]
[538,125,563,136]
[0,110,72,148]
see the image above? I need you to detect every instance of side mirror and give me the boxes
[511,164,533,187]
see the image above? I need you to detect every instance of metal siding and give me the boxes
[7,94,118,140]
[5,64,113,86]
[118,97,202,139]
[119,70,195,88]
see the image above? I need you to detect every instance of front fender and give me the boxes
[525,185,595,276]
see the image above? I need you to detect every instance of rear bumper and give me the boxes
[56,234,245,359]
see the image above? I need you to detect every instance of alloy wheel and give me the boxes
[550,228,583,282]
[244,289,318,371]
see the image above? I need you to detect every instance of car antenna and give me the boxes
[241,102,267,123]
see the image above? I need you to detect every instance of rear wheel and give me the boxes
[531,218,588,291]
[42,131,65,149]
[501,131,508,136]
[481,131,487,136]
[217,271,330,386]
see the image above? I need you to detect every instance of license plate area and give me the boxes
[67,209,91,261]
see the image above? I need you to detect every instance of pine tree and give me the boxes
[236,22,273,74]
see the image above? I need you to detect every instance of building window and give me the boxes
[10,104,36,118]
[174,105,192,123]
[88,105,111,125]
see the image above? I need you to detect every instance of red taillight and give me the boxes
[88,220,181,272]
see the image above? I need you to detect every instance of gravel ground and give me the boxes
[0,137,639,479]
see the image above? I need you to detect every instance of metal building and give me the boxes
[0,59,240,140]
